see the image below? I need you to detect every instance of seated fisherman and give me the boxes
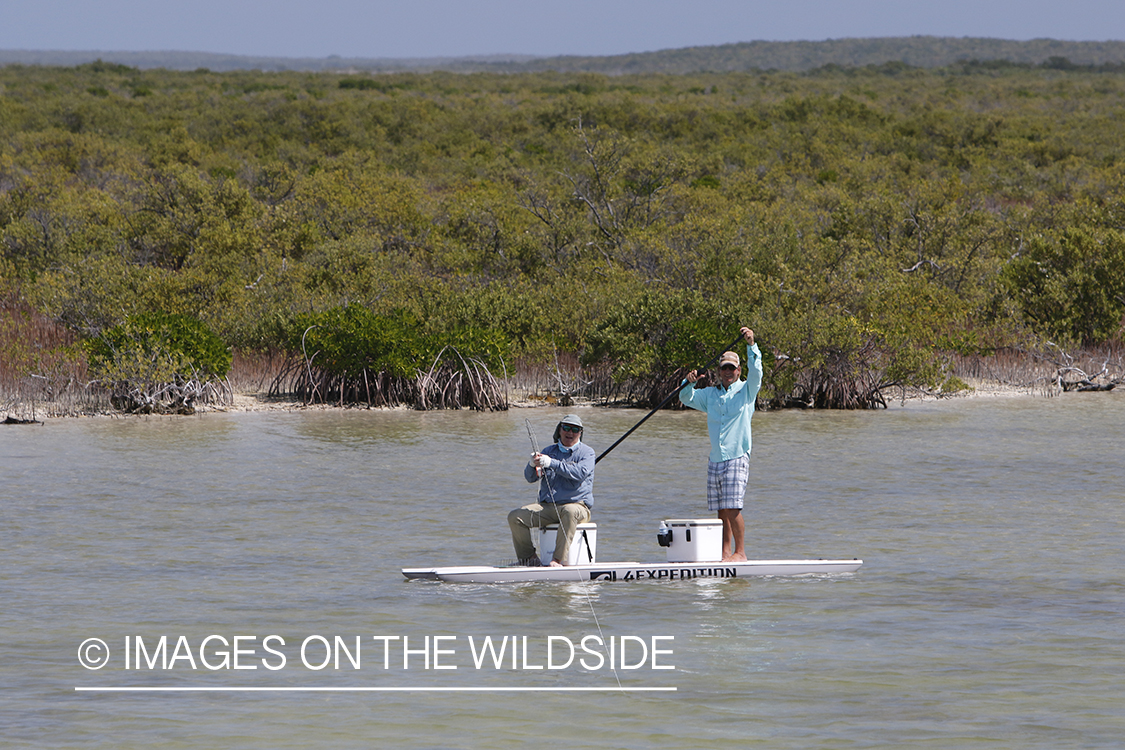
[507,414,594,567]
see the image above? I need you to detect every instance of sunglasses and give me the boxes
[560,424,582,433]
[720,363,738,371]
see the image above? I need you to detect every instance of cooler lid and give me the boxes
[663,518,723,527]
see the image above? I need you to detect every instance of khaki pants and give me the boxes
[507,502,591,564]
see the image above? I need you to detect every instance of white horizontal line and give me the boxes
[75,686,676,693]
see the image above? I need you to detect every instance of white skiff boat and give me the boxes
[402,557,862,584]
[402,518,862,584]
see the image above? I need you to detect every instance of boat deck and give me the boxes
[402,558,862,583]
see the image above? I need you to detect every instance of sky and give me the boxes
[2,0,1124,59]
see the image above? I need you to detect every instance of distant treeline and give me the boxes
[1,60,1124,412]
[3,36,1125,74]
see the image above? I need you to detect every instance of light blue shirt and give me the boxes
[678,343,763,463]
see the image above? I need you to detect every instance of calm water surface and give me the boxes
[2,393,1123,749]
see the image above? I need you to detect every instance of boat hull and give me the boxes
[402,558,862,583]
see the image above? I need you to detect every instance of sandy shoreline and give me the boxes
[5,378,1116,421]
[204,378,1058,414]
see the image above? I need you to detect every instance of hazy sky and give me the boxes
[3,0,1124,59]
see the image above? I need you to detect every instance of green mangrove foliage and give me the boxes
[269,305,510,409]
[85,312,232,412]
[2,61,1125,410]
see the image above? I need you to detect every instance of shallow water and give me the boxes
[2,393,1124,748]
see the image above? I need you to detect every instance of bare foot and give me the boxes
[722,554,748,563]
[549,560,565,567]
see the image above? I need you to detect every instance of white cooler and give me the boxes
[538,523,597,565]
[662,518,723,562]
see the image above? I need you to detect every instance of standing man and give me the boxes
[679,327,762,562]
[508,414,594,567]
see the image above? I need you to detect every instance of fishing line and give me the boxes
[524,418,556,503]
[575,580,623,692]
[523,418,552,564]
[524,418,622,692]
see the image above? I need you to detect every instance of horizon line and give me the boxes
[6,36,1125,63]
[75,685,676,692]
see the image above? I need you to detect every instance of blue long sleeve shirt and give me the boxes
[523,441,595,508]
[678,343,763,463]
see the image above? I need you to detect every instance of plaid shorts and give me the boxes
[707,454,750,511]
